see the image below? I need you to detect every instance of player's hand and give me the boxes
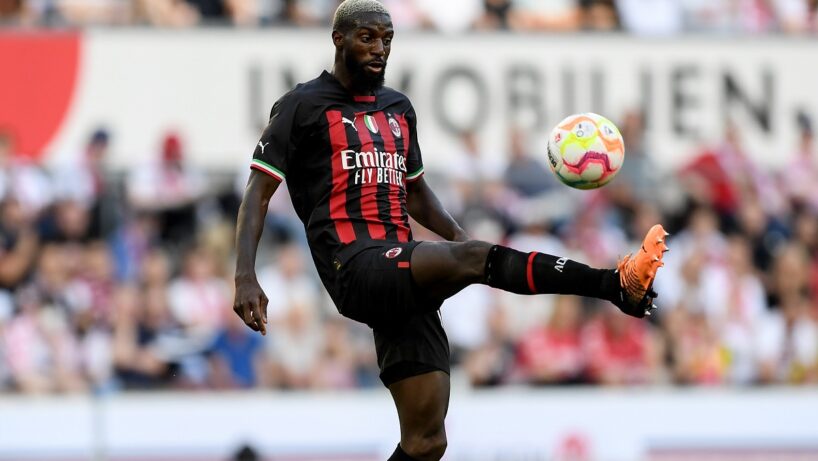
[233,276,269,335]
[451,229,470,243]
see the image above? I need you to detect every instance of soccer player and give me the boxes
[233,1,667,459]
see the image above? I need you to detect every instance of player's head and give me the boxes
[331,0,393,93]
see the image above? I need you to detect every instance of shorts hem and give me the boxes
[379,361,450,387]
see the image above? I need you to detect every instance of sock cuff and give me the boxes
[484,245,531,294]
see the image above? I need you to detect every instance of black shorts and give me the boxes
[334,241,450,387]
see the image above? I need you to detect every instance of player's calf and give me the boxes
[391,433,447,461]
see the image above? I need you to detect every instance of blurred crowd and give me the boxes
[0,0,817,34]
[1,106,817,395]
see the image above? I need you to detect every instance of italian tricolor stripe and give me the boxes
[406,167,424,182]
[251,159,285,181]
[364,114,378,133]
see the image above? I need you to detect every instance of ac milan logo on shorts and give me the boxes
[384,247,403,259]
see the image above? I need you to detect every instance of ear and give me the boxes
[332,30,345,49]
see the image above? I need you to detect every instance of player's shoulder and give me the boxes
[378,85,415,112]
[270,73,335,119]
[275,74,325,106]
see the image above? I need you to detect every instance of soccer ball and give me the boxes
[546,113,625,190]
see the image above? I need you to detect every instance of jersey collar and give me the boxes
[322,70,377,104]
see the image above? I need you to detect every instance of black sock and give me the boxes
[483,245,619,300]
[387,443,418,461]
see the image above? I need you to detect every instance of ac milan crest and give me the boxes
[388,117,401,138]
[384,247,403,259]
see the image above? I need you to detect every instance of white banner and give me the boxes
[38,32,818,172]
[2,388,818,461]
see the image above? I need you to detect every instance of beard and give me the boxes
[345,52,386,94]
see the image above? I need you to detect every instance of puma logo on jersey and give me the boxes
[258,141,269,154]
[342,116,358,131]
[555,257,568,273]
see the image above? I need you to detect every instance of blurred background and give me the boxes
[1,1,818,460]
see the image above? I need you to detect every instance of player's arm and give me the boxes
[407,175,469,242]
[233,170,281,335]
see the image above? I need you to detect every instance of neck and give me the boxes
[331,62,356,93]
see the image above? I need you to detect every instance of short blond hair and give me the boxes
[332,0,390,32]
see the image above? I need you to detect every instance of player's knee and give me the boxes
[403,429,447,461]
[450,240,491,282]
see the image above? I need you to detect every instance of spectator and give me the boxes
[168,245,231,341]
[135,0,199,27]
[508,0,582,31]
[0,0,23,24]
[126,132,206,249]
[582,303,660,385]
[679,0,732,32]
[0,131,53,218]
[462,306,515,386]
[664,305,728,385]
[757,293,818,384]
[783,112,817,211]
[52,128,119,240]
[680,120,784,220]
[257,243,322,325]
[516,295,586,384]
[474,0,512,30]
[382,0,433,30]
[267,297,324,389]
[311,318,357,389]
[186,0,258,25]
[413,0,484,33]
[68,241,117,327]
[0,197,40,289]
[615,0,683,35]
[54,0,132,26]
[441,283,497,364]
[767,243,811,310]
[580,0,618,31]
[700,235,768,384]
[278,0,336,26]
[503,128,557,199]
[166,245,231,386]
[208,317,266,389]
[3,287,86,393]
[612,109,660,205]
[112,284,177,389]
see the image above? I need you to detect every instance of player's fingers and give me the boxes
[252,302,266,336]
[242,302,260,331]
[259,293,269,325]
[233,303,251,327]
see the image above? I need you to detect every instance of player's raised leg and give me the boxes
[411,224,669,318]
[386,371,450,461]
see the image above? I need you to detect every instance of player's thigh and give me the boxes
[410,240,493,298]
[388,370,450,439]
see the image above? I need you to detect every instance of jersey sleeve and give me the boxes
[250,93,301,182]
[404,105,424,183]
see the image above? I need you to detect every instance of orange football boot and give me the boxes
[613,224,669,318]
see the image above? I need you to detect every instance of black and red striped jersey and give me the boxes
[250,71,424,303]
